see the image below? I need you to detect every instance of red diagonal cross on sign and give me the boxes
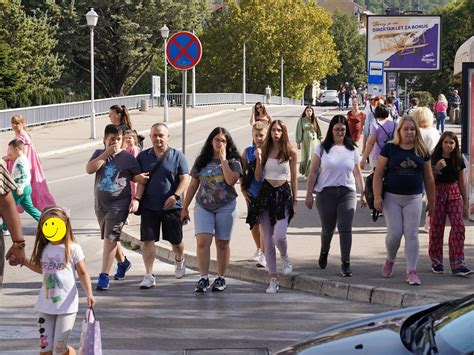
[166,31,202,71]
[169,36,194,63]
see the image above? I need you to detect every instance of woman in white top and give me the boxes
[305,115,366,277]
[247,120,297,293]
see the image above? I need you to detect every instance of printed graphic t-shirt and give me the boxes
[191,159,242,211]
[35,243,85,315]
[381,143,430,195]
[89,150,141,211]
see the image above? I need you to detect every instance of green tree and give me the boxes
[354,0,452,14]
[197,0,339,98]
[26,0,209,97]
[0,39,20,105]
[0,0,62,106]
[326,10,366,89]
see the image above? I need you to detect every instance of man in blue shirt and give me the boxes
[131,123,190,289]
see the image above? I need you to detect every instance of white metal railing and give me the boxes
[0,93,302,130]
[159,93,302,107]
[0,94,149,131]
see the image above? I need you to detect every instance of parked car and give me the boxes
[318,90,339,106]
[277,294,473,354]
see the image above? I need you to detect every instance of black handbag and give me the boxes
[134,148,170,216]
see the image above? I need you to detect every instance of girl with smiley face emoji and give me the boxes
[22,206,96,355]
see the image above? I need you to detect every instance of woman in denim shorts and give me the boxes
[181,127,242,293]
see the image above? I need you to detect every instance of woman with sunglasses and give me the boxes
[249,102,272,125]
[305,115,366,277]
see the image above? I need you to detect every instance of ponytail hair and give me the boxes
[109,104,133,130]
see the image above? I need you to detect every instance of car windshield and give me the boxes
[401,294,474,354]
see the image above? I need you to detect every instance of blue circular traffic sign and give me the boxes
[166,31,202,71]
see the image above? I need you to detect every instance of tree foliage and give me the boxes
[0,0,62,107]
[354,0,452,14]
[197,0,339,98]
[24,0,209,97]
[326,10,366,89]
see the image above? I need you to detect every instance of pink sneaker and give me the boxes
[382,259,395,278]
[406,270,421,285]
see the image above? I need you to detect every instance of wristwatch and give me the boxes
[173,193,181,201]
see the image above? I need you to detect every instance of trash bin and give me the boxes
[140,99,149,112]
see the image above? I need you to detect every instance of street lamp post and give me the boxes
[280,56,284,105]
[85,8,98,139]
[242,42,246,105]
[161,25,170,122]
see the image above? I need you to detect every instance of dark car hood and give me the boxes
[277,304,433,355]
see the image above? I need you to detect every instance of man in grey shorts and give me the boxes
[130,123,190,289]
[86,124,142,291]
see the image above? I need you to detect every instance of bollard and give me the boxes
[140,99,149,112]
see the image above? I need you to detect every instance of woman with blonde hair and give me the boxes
[412,107,440,153]
[374,116,435,285]
[433,94,448,134]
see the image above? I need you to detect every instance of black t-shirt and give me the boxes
[380,143,430,195]
[433,157,465,183]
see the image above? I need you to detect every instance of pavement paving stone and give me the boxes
[2,103,472,308]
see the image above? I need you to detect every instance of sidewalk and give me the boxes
[120,109,473,308]
[3,104,473,309]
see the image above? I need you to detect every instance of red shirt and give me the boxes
[347,110,365,142]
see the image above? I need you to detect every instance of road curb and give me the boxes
[119,231,450,308]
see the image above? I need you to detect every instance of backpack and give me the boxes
[241,147,256,189]
[375,121,395,149]
[364,144,391,222]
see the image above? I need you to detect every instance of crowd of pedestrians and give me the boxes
[1,94,472,353]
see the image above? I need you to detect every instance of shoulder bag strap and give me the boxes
[375,121,394,149]
[147,148,171,180]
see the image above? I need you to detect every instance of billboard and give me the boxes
[366,15,441,71]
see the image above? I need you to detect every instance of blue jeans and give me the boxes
[436,112,447,133]
[194,200,237,240]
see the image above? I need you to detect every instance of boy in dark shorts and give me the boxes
[86,124,142,290]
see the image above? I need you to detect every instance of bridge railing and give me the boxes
[0,93,302,130]
[0,94,150,131]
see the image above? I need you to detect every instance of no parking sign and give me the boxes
[166,31,202,71]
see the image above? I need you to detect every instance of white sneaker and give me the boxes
[251,249,260,262]
[257,253,267,268]
[265,278,279,294]
[2,229,10,237]
[174,258,186,279]
[139,274,156,289]
[282,255,293,274]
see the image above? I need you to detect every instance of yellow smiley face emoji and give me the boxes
[42,217,67,242]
